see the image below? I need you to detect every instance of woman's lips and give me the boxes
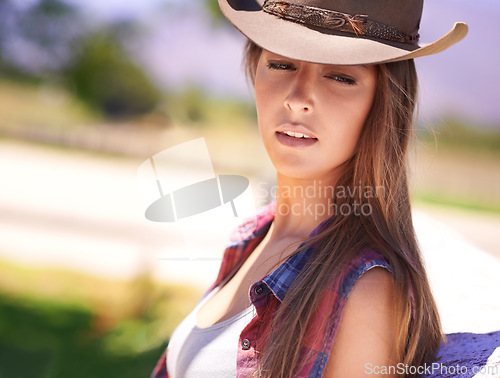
[275,131,318,148]
[275,124,318,139]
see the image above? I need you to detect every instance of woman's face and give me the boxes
[255,49,377,183]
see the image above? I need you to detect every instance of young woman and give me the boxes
[152,1,468,377]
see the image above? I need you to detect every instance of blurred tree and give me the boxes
[0,0,162,118]
[0,0,12,69]
[65,32,161,118]
[0,0,82,74]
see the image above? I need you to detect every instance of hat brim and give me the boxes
[219,0,468,65]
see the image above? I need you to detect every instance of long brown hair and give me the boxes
[244,40,443,377]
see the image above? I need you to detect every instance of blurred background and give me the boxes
[0,0,499,376]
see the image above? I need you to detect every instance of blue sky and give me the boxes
[67,0,500,126]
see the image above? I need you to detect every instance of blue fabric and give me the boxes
[423,331,500,377]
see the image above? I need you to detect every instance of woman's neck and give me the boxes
[270,173,338,241]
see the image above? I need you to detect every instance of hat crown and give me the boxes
[274,0,423,35]
[219,0,467,64]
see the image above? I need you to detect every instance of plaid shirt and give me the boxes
[151,202,391,377]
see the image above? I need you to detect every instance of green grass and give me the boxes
[0,293,166,377]
[414,191,500,215]
[0,79,98,129]
[0,260,201,378]
[412,135,500,216]
[418,119,500,155]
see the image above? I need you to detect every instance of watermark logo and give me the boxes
[144,161,249,222]
[365,359,500,377]
[137,138,256,260]
[254,180,386,220]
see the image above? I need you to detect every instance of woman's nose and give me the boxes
[283,73,314,113]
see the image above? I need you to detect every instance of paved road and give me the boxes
[1,140,499,334]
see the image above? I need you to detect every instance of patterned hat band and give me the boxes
[262,0,420,45]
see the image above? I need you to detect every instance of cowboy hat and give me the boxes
[218,0,468,65]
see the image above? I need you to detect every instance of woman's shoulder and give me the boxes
[348,265,396,302]
[316,249,398,376]
[336,247,393,300]
[343,249,398,324]
[324,263,398,376]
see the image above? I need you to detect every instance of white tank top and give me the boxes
[166,288,255,377]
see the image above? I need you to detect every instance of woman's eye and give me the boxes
[327,75,356,85]
[267,62,295,71]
